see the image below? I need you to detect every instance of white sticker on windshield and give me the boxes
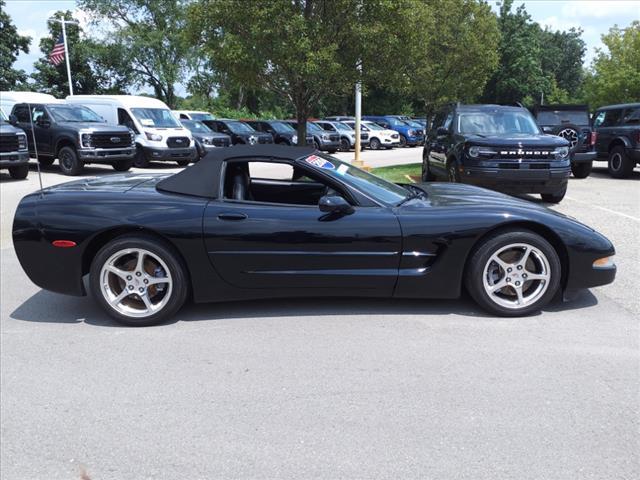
[336,164,349,175]
[140,118,154,126]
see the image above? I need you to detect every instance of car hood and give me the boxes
[57,122,130,132]
[464,133,568,148]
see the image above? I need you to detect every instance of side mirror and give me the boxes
[319,195,354,215]
[436,127,449,136]
[8,114,18,125]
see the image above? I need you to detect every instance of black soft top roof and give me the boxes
[156,144,316,198]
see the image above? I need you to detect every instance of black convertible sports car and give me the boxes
[13,145,616,326]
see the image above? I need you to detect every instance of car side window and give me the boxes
[118,108,138,133]
[13,105,30,123]
[443,112,453,130]
[601,109,623,127]
[593,111,605,128]
[432,112,446,130]
[622,108,640,125]
[32,106,48,123]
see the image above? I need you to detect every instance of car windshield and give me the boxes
[536,110,590,126]
[131,108,181,128]
[335,122,354,131]
[188,112,214,121]
[363,122,384,131]
[305,122,323,133]
[49,105,103,123]
[386,118,407,127]
[225,121,254,133]
[457,111,541,135]
[299,154,411,205]
[270,121,295,133]
[182,120,212,133]
[404,120,422,128]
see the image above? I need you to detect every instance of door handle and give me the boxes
[217,213,247,221]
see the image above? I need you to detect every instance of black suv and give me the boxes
[423,104,571,203]
[1,110,30,179]
[246,120,313,146]
[12,102,135,176]
[592,103,640,178]
[533,104,597,178]
[205,119,273,146]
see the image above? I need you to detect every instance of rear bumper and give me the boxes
[0,151,30,167]
[78,147,135,162]
[628,148,640,163]
[142,146,197,162]
[462,165,570,193]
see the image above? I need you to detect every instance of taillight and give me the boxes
[590,131,597,146]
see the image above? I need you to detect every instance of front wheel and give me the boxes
[133,146,149,168]
[176,160,190,167]
[58,146,84,176]
[90,234,189,327]
[608,146,635,178]
[339,138,351,152]
[313,139,321,151]
[369,138,381,150]
[571,161,592,178]
[465,230,561,317]
[447,160,460,183]
[541,184,567,203]
[8,164,29,179]
[112,158,133,172]
[399,135,407,147]
[421,152,435,182]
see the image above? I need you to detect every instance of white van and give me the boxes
[173,110,215,121]
[65,95,197,167]
[0,91,57,117]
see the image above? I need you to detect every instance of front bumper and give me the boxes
[142,146,197,162]
[318,139,340,151]
[461,165,571,193]
[572,150,597,163]
[78,147,135,162]
[0,150,30,167]
[405,135,424,146]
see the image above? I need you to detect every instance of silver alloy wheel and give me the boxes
[482,243,551,310]
[558,128,579,149]
[100,248,173,318]
[610,152,622,171]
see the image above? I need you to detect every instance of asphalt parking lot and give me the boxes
[1,149,639,480]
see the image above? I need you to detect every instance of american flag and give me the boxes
[49,34,65,66]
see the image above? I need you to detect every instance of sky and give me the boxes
[4,0,640,93]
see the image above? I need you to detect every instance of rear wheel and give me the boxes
[541,183,567,203]
[58,146,83,176]
[90,235,189,327]
[421,151,435,182]
[608,146,635,178]
[571,161,592,178]
[8,164,29,179]
[369,137,381,150]
[112,158,133,172]
[465,230,561,317]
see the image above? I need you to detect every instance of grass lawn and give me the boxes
[370,163,421,183]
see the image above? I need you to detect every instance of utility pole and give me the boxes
[352,61,366,168]
[49,18,78,96]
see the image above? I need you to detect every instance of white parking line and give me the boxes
[565,196,640,223]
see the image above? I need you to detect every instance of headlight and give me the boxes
[17,134,27,150]
[145,131,163,141]
[80,133,92,148]
[292,135,298,144]
[129,131,136,144]
[468,146,496,158]
[554,146,569,159]
[202,137,212,145]
[408,129,417,136]
[322,134,330,141]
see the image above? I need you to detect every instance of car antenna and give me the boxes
[27,102,44,198]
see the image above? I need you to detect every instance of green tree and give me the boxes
[79,0,193,108]
[188,0,415,144]
[538,27,586,96]
[31,11,132,97]
[483,0,548,105]
[0,0,31,90]
[583,21,640,108]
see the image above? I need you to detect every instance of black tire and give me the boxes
[465,229,561,317]
[339,137,351,152]
[447,159,460,183]
[8,164,29,179]
[421,151,436,182]
[328,149,337,154]
[112,158,133,172]
[541,183,567,203]
[313,139,321,151]
[571,161,592,179]
[369,137,381,150]
[176,160,190,167]
[90,234,189,327]
[58,146,83,176]
[399,134,407,147]
[38,157,54,167]
[608,145,635,178]
[552,123,581,153]
[133,145,149,168]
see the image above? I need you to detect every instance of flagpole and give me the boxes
[61,20,73,96]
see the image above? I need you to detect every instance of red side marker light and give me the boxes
[52,240,76,248]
